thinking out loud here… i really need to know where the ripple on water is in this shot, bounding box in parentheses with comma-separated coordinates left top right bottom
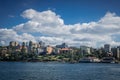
(0, 62, 120, 80)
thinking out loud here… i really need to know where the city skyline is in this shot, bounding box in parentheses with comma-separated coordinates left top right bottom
(0, 0, 120, 47)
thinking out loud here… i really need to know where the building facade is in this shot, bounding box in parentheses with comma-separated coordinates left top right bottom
(80, 46, 91, 56)
(46, 46, 53, 54)
(104, 44, 111, 52)
(9, 41, 19, 47)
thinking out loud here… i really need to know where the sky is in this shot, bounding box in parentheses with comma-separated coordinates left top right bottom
(0, 0, 120, 47)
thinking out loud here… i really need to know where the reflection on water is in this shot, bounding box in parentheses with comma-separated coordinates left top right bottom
(0, 62, 120, 80)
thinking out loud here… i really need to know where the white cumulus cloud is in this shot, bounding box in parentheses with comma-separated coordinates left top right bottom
(1, 9, 120, 47)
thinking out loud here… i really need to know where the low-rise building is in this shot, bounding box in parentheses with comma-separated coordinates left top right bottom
(46, 45, 53, 54)
(56, 43, 68, 48)
(52, 47, 60, 54)
(59, 48, 73, 54)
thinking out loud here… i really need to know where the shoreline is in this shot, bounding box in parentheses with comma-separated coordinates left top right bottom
(0, 60, 119, 64)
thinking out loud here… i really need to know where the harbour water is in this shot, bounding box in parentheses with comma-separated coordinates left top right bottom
(0, 62, 120, 80)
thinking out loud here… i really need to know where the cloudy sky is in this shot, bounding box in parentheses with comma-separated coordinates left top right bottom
(0, 0, 120, 47)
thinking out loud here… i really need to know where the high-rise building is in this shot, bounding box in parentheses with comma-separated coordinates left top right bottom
(29, 41, 33, 47)
(80, 46, 91, 56)
(117, 46, 120, 60)
(9, 41, 18, 47)
(39, 41, 45, 48)
(22, 42, 26, 47)
(28, 41, 40, 54)
(104, 44, 111, 52)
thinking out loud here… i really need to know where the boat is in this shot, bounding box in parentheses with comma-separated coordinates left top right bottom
(79, 57, 100, 63)
(100, 57, 116, 63)
(79, 57, 93, 63)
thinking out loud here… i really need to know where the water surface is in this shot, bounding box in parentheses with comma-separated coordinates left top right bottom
(0, 62, 120, 80)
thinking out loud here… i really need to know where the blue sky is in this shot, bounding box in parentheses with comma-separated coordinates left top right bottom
(0, 0, 120, 47)
(1, 0, 120, 27)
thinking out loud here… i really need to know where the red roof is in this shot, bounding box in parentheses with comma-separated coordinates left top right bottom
(60, 48, 72, 51)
